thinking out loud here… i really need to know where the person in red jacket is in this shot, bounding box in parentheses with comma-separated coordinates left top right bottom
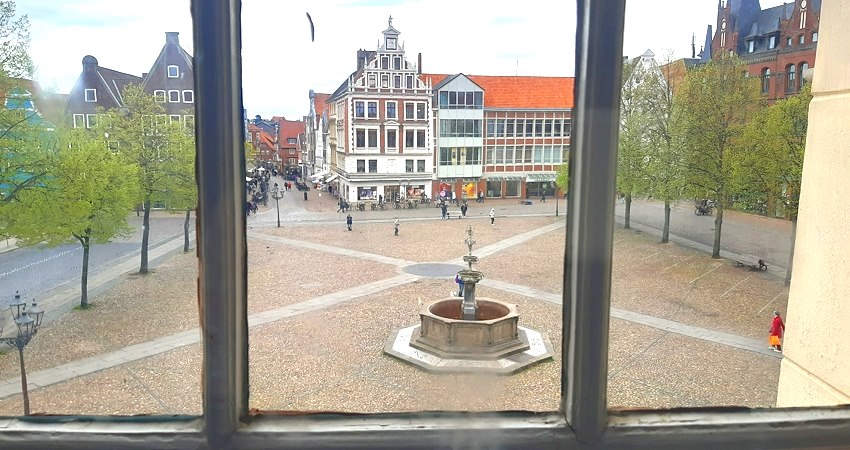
(769, 310, 786, 352)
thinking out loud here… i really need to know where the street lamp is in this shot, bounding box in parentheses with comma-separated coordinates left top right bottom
(272, 187, 284, 228)
(1, 291, 44, 415)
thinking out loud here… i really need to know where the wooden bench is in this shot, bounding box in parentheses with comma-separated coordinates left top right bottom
(735, 254, 767, 271)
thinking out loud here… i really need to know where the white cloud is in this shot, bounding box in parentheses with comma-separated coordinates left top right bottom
(24, 0, 790, 118)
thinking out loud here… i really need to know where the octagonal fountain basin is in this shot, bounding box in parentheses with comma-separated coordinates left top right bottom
(410, 297, 529, 359)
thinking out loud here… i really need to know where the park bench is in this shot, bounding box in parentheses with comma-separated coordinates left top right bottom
(735, 254, 767, 271)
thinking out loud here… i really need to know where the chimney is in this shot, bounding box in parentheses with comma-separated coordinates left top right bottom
(166, 32, 179, 45)
(417, 53, 422, 74)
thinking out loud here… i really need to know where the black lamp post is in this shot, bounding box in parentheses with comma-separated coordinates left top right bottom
(272, 187, 283, 227)
(1, 291, 44, 415)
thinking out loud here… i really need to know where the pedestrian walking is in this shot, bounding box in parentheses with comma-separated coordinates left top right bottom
(461, 202, 468, 217)
(477, 191, 484, 203)
(441, 203, 448, 220)
(541, 193, 546, 203)
(769, 310, 785, 352)
(346, 214, 353, 231)
(489, 207, 495, 225)
(394, 218, 400, 236)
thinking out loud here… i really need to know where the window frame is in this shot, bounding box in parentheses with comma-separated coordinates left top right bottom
(167, 65, 179, 78)
(5, 2, 850, 449)
(168, 90, 181, 103)
(182, 90, 195, 103)
(154, 90, 167, 103)
(84, 88, 97, 102)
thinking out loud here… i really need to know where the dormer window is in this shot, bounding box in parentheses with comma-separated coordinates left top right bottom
(167, 65, 179, 78)
(748, 40, 755, 53)
(786, 36, 792, 47)
(799, 35, 805, 44)
(812, 31, 818, 42)
(768, 35, 776, 49)
(84, 88, 96, 102)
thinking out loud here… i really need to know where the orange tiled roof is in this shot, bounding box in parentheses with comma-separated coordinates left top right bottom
(422, 74, 574, 109)
(277, 118, 304, 140)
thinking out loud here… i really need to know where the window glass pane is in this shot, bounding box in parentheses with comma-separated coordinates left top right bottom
(8, 0, 201, 416)
(608, 2, 835, 411)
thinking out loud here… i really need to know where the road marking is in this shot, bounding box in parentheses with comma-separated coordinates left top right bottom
(690, 262, 723, 284)
(0, 248, 76, 278)
(757, 290, 787, 315)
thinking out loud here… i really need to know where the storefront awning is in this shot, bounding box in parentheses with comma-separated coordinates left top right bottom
(485, 175, 526, 181)
(325, 173, 339, 182)
(526, 173, 557, 182)
(440, 178, 479, 183)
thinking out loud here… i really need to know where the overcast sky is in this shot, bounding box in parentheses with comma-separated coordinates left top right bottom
(25, 0, 790, 119)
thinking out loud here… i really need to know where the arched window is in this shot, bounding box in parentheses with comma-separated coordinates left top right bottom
(800, 62, 810, 86)
(761, 68, 771, 94)
(786, 64, 796, 92)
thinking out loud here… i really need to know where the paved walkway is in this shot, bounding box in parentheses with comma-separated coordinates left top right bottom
(0, 219, 779, 399)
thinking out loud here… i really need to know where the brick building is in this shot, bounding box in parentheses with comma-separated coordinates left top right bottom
(701, 0, 820, 101)
(323, 17, 573, 204)
(65, 32, 195, 129)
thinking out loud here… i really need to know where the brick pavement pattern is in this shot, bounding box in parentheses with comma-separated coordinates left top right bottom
(0, 211, 787, 415)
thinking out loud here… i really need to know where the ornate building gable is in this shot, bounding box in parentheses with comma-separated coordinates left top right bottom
(350, 16, 432, 94)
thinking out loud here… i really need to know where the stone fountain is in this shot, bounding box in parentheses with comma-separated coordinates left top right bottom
(384, 226, 554, 374)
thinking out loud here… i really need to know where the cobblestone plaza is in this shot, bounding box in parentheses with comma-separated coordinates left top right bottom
(0, 191, 787, 415)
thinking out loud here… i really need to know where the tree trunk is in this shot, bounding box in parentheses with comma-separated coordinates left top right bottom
(624, 193, 632, 229)
(661, 200, 671, 243)
(785, 215, 797, 285)
(184, 208, 191, 252)
(712, 205, 724, 258)
(80, 237, 90, 308)
(140, 199, 151, 274)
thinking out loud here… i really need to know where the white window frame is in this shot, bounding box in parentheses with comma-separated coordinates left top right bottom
(167, 65, 179, 78)
(6, 2, 850, 449)
(72, 113, 85, 128)
(86, 114, 97, 128)
(385, 128, 398, 152)
(84, 88, 96, 102)
(154, 90, 166, 103)
(404, 101, 427, 120)
(367, 101, 378, 119)
(182, 90, 195, 103)
(170, 114, 182, 124)
(386, 101, 397, 119)
(354, 100, 365, 118)
(168, 90, 181, 103)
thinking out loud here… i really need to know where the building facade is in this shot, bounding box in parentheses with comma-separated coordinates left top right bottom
(323, 18, 573, 203)
(326, 18, 435, 203)
(702, 0, 820, 101)
(65, 32, 195, 129)
(427, 74, 573, 200)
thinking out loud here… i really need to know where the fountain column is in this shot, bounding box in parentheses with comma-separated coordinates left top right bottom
(459, 226, 483, 320)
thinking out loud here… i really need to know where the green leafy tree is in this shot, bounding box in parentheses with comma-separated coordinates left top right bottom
(617, 57, 651, 229)
(678, 54, 763, 258)
(99, 85, 187, 274)
(0, 0, 45, 207)
(169, 113, 196, 252)
(244, 139, 257, 169)
(8, 130, 139, 308)
(738, 84, 811, 283)
(643, 54, 686, 243)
